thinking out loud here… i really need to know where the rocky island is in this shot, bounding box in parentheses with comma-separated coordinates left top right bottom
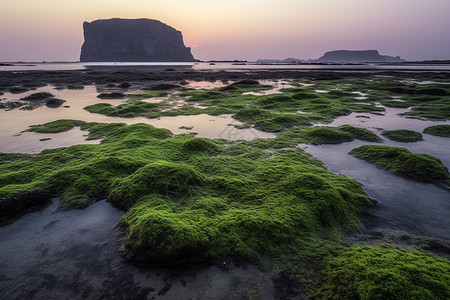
(80, 18, 196, 62)
(316, 49, 404, 63)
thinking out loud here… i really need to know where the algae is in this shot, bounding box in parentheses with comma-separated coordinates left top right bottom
(313, 244, 450, 300)
(381, 129, 423, 143)
(349, 145, 450, 184)
(423, 125, 450, 137)
(1, 121, 372, 264)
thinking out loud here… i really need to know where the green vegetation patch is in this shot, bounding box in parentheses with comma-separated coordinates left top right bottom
(1, 121, 372, 264)
(423, 125, 450, 137)
(248, 125, 381, 149)
(381, 129, 423, 143)
(85, 101, 161, 118)
(380, 100, 410, 108)
(350, 145, 450, 184)
(83, 79, 388, 132)
(26, 119, 88, 133)
(313, 244, 450, 300)
(129, 91, 169, 100)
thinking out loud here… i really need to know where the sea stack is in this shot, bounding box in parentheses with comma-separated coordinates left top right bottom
(80, 18, 196, 62)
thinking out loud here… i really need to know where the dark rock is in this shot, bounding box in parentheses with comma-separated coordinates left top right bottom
(0, 101, 24, 109)
(118, 82, 131, 89)
(143, 83, 180, 91)
(158, 283, 172, 296)
(0, 190, 53, 216)
(45, 98, 66, 108)
(23, 82, 46, 88)
(66, 84, 85, 90)
(97, 92, 126, 99)
(220, 79, 260, 91)
(21, 92, 54, 101)
(9, 87, 29, 94)
(316, 50, 405, 63)
(80, 18, 196, 62)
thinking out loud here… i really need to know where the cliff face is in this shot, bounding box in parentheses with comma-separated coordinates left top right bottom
(80, 18, 196, 62)
(316, 50, 404, 63)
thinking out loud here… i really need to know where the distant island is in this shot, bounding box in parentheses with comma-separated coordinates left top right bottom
(257, 49, 405, 64)
(80, 18, 196, 62)
(316, 50, 404, 63)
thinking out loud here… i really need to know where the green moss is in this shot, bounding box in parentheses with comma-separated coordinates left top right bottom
(26, 119, 87, 133)
(85, 101, 161, 118)
(129, 91, 169, 100)
(1, 120, 372, 264)
(380, 100, 410, 108)
(382, 129, 423, 143)
(423, 125, 450, 137)
(350, 145, 450, 184)
(313, 244, 450, 300)
(248, 125, 381, 149)
(81, 79, 391, 132)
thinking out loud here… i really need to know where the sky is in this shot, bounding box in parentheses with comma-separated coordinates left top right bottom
(1, 0, 449, 62)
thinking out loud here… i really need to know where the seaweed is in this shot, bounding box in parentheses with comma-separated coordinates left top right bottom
(382, 129, 423, 143)
(349, 145, 450, 184)
(423, 125, 450, 137)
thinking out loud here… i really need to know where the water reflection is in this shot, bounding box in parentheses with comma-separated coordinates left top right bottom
(0, 200, 280, 299)
(0, 85, 275, 153)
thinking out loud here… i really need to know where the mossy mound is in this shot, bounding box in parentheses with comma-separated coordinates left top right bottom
(1, 121, 372, 264)
(85, 101, 161, 118)
(423, 125, 450, 137)
(380, 100, 410, 108)
(350, 145, 450, 184)
(248, 125, 381, 149)
(83, 79, 387, 132)
(97, 92, 126, 99)
(300, 125, 382, 145)
(109, 161, 205, 209)
(381, 129, 423, 143)
(313, 244, 450, 300)
(26, 119, 87, 133)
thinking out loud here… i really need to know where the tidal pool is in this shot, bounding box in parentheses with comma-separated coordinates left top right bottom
(0, 200, 284, 299)
(0, 84, 276, 153)
(301, 104, 450, 240)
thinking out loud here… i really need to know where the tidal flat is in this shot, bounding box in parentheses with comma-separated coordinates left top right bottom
(0, 69, 449, 299)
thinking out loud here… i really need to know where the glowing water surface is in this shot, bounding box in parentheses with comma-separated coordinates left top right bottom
(0, 84, 275, 153)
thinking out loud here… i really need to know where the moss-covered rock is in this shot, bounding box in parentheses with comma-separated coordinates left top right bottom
(313, 244, 450, 300)
(1, 121, 372, 264)
(423, 125, 450, 137)
(381, 129, 423, 143)
(350, 145, 450, 184)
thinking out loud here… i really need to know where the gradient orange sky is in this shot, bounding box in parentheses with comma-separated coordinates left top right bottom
(1, 0, 449, 61)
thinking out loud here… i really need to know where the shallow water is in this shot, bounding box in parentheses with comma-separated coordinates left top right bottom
(2, 62, 450, 71)
(0, 85, 275, 153)
(301, 105, 450, 240)
(0, 200, 281, 299)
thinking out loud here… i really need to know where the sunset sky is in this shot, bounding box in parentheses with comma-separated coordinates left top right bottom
(1, 0, 449, 62)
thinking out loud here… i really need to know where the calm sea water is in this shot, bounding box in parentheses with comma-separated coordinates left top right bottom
(1, 61, 450, 71)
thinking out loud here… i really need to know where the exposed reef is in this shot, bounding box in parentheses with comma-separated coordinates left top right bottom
(80, 18, 196, 62)
(349, 145, 450, 185)
(381, 129, 423, 143)
(423, 125, 450, 137)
